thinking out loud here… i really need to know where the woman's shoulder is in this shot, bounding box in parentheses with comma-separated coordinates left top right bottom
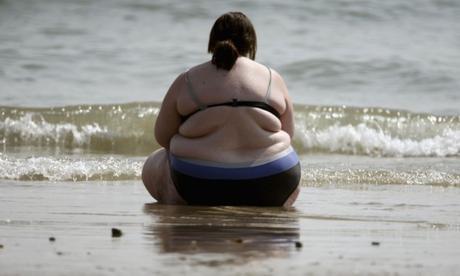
(168, 61, 211, 91)
(182, 58, 287, 91)
(240, 58, 284, 78)
(186, 61, 213, 74)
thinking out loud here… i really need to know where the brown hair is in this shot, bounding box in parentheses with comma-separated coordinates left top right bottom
(208, 12, 257, 70)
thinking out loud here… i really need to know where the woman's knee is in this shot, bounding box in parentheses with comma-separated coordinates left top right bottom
(142, 148, 168, 199)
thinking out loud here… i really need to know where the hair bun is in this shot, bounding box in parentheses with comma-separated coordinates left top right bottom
(212, 40, 239, 70)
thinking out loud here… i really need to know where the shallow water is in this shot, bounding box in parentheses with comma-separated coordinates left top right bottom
(1, 181, 459, 275)
(1, 103, 459, 187)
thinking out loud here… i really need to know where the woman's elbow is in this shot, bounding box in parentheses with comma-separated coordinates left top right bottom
(154, 131, 170, 149)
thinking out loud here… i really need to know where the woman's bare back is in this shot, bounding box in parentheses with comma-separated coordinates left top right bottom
(170, 57, 292, 163)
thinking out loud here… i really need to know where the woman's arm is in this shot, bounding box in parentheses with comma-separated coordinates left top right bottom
(272, 70, 295, 138)
(154, 74, 184, 149)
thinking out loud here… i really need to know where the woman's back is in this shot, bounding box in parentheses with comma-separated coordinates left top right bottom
(143, 11, 300, 206)
(170, 57, 292, 163)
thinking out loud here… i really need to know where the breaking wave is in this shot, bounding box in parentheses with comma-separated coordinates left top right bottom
(1, 102, 459, 157)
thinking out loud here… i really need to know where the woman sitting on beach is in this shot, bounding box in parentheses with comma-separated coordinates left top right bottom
(142, 11, 301, 206)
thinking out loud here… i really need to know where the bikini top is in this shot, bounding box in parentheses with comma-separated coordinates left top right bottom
(181, 66, 281, 122)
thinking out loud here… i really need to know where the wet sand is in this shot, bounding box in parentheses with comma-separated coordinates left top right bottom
(1, 180, 460, 275)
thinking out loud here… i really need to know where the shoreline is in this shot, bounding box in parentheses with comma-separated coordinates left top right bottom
(1, 180, 459, 275)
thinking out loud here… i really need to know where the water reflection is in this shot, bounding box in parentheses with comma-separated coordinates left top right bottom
(143, 204, 300, 256)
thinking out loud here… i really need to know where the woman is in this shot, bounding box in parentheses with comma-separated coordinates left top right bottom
(142, 12, 301, 206)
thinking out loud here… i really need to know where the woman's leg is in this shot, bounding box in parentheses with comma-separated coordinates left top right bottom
(142, 148, 186, 204)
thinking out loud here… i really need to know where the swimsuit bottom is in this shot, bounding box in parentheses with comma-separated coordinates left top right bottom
(169, 147, 301, 206)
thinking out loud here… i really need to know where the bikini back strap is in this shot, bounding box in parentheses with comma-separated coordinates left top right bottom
(185, 71, 206, 110)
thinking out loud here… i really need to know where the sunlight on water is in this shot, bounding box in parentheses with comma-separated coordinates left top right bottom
(2, 103, 458, 157)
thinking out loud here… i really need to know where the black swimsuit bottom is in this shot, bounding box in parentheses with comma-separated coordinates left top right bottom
(169, 148, 301, 206)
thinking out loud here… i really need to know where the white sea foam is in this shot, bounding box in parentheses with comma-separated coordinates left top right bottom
(0, 154, 143, 181)
(1, 153, 458, 186)
(302, 167, 460, 187)
(297, 123, 460, 157)
(0, 113, 108, 146)
(1, 104, 459, 157)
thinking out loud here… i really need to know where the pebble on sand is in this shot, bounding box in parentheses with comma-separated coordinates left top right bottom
(234, 238, 244, 243)
(111, 228, 123, 238)
(49, 237, 56, 242)
(0, 244, 3, 249)
(295, 241, 303, 248)
(371, 241, 380, 246)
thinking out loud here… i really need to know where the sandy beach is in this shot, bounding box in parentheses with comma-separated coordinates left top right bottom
(1, 180, 459, 275)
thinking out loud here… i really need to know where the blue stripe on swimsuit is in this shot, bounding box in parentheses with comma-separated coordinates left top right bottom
(169, 147, 299, 180)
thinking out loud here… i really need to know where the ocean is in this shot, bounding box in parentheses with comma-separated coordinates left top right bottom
(0, 0, 459, 184)
(1, 1, 460, 274)
(0, 0, 460, 183)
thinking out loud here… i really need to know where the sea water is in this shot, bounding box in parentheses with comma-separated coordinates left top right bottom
(0, 1, 459, 190)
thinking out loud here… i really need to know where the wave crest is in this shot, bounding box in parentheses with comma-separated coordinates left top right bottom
(1, 102, 459, 157)
(297, 123, 460, 157)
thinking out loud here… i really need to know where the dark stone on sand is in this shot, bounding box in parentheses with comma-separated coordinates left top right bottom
(57, 251, 63, 256)
(234, 238, 243, 243)
(111, 228, 123, 238)
(371, 241, 380, 246)
(49, 237, 56, 242)
(295, 241, 303, 248)
(0, 244, 3, 249)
